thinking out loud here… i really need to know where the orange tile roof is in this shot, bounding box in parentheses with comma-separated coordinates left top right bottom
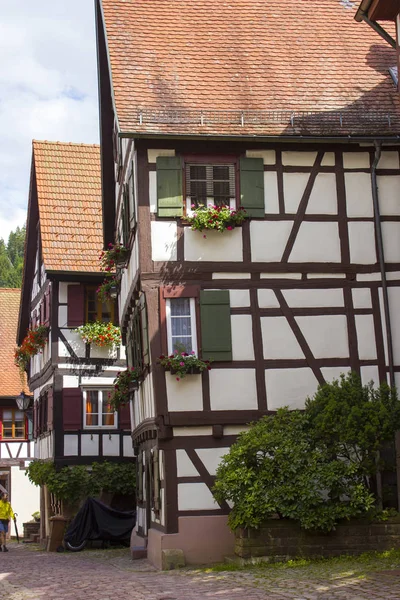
(33, 141, 103, 273)
(100, 0, 400, 136)
(0, 289, 28, 396)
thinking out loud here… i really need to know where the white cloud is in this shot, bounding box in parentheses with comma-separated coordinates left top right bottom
(0, 0, 99, 243)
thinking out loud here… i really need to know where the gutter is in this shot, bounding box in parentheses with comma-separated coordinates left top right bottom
(371, 141, 395, 388)
(355, 1, 396, 48)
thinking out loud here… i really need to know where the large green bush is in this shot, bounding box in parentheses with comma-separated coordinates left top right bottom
(26, 460, 136, 505)
(214, 408, 373, 532)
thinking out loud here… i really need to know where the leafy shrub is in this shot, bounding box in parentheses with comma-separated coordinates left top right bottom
(213, 408, 374, 532)
(90, 462, 136, 496)
(305, 372, 400, 479)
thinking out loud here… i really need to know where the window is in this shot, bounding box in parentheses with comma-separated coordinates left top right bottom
(85, 286, 114, 323)
(166, 297, 197, 355)
(126, 294, 149, 371)
(83, 389, 117, 428)
(2, 409, 25, 439)
(185, 163, 236, 211)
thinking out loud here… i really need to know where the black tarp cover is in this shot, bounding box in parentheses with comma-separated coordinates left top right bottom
(64, 497, 136, 546)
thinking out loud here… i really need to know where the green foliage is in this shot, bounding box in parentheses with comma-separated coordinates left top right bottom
(99, 243, 128, 272)
(14, 325, 49, 373)
(97, 276, 119, 303)
(26, 459, 136, 504)
(75, 321, 121, 347)
(305, 372, 400, 478)
(213, 408, 374, 533)
(0, 225, 26, 288)
(158, 351, 212, 380)
(183, 204, 247, 233)
(108, 368, 141, 410)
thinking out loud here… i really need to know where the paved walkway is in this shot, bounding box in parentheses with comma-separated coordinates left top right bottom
(1, 543, 400, 599)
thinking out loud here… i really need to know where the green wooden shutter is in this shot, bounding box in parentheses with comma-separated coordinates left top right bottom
(240, 156, 265, 217)
(200, 290, 232, 361)
(139, 294, 150, 366)
(156, 156, 183, 217)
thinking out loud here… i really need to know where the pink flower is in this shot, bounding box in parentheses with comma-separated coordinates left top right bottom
(226, 226, 233, 231)
(203, 234, 207, 238)
(176, 377, 180, 381)
(179, 362, 185, 366)
(191, 350, 195, 355)
(191, 204, 196, 209)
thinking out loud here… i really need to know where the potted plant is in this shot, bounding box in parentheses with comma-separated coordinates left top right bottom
(108, 368, 142, 410)
(158, 351, 212, 381)
(14, 325, 49, 373)
(31, 511, 40, 523)
(74, 321, 121, 348)
(97, 276, 119, 303)
(183, 204, 247, 234)
(100, 242, 129, 272)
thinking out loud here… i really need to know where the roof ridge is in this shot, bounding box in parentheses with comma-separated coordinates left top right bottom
(32, 140, 100, 148)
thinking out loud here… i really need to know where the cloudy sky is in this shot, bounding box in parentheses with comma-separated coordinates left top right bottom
(0, 1, 99, 242)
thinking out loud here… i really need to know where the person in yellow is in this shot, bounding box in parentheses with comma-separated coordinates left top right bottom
(0, 492, 14, 552)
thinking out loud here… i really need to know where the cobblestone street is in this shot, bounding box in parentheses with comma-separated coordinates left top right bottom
(2, 543, 400, 599)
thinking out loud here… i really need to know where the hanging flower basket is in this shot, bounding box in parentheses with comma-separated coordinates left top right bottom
(74, 321, 121, 348)
(99, 243, 129, 272)
(108, 368, 142, 410)
(183, 204, 247, 233)
(158, 352, 212, 381)
(97, 276, 119, 303)
(14, 325, 49, 373)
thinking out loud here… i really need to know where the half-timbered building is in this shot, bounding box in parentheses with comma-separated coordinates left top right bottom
(94, 0, 400, 566)
(17, 141, 133, 537)
(0, 288, 39, 529)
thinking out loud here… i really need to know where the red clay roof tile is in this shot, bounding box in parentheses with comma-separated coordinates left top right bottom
(0, 289, 28, 396)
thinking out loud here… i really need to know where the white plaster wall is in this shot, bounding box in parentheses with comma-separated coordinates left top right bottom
(282, 288, 344, 308)
(147, 149, 175, 163)
(64, 435, 78, 456)
(283, 173, 308, 213)
(229, 290, 250, 307)
(178, 482, 218, 511)
(151, 221, 177, 261)
(282, 151, 317, 166)
(212, 272, 250, 279)
(103, 434, 120, 456)
(345, 173, 374, 217)
(120, 238, 139, 312)
(261, 317, 304, 359)
(58, 330, 86, 359)
(59, 282, 69, 304)
(195, 448, 230, 476)
(321, 152, 335, 167)
(296, 315, 349, 358)
(231, 315, 254, 360)
(266, 367, 318, 410)
(58, 305, 68, 327)
(378, 152, 399, 169)
(123, 436, 134, 457)
(209, 369, 257, 410)
(321, 367, 350, 383)
(343, 153, 370, 169)
(264, 172, 279, 214)
(289, 222, 341, 263)
(35, 432, 54, 460)
(306, 173, 337, 215)
(382, 223, 400, 263)
(149, 171, 157, 213)
(260, 273, 302, 279)
(348, 222, 376, 264)
(388, 287, 400, 364)
(246, 149, 276, 164)
(224, 425, 251, 435)
(308, 273, 346, 279)
(81, 434, 99, 456)
(184, 228, 243, 262)
(11, 466, 40, 528)
(166, 374, 203, 411)
(352, 288, 372, 309)
(355, 315, 377, 360)
(173, 427, 213, 437)
(361, 365, 380, 387)
(250, 221, 292, 262)
(258, 289, 280, 308)
(176, 450, 198, 477)
(377, 176, 400, 215)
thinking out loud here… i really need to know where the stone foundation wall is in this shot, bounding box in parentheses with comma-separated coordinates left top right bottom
(235, 518, 400, 560)
(23, 521, 40, 540)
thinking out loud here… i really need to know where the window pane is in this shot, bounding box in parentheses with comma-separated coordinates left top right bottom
(170, 298, 190, 316)
(3, 428, 12, 438)
(102, 399, 115, 427)
(172, 337, 193, 354)
(14, 428, 25, 439)
(86, 391, 99, 426)
(3, 410, 12, 420)
(170, 298, 193, 354)
(101, 301, 112, 323)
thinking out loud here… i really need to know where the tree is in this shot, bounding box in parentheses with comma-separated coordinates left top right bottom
(0, 225, 26, 288)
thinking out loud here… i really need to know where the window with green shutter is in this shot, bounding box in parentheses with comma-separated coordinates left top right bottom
(200, 290, 232, 361)
(239, 156, 265, 217)
(156, 156, 183, 217)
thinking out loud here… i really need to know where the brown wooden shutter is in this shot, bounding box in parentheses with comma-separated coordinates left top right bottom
(33, 401, 39, 438)
(44, 286, 51, 326)
(63, 388, 83, 430)
(67, 284, 85, 327)
(119, 404, 131, 430)
(47, 388, 54, 431)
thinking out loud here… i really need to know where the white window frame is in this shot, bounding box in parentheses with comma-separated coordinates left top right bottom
(82, 388, 118, 430)
(166, 297, 197, 356)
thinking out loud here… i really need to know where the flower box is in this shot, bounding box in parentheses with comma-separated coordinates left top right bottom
(128, 381, 139, 393)
(170, 366, 201, 376)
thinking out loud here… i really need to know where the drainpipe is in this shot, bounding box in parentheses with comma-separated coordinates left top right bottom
(371, 141, 395, 389)
(371, 141, 398, 509)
